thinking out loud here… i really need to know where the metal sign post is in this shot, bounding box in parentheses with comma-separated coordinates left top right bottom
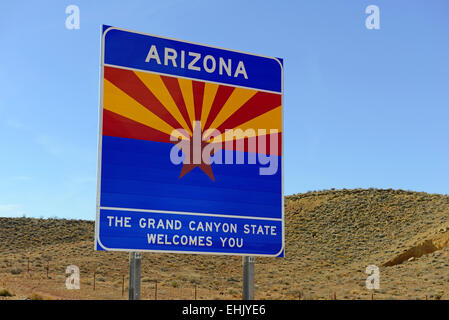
(128, 251, 141, 300)
(242, 256, 255, 300)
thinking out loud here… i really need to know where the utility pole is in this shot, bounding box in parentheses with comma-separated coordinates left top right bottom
(129, 252, 142, 300)
(242, 256, 255, 300)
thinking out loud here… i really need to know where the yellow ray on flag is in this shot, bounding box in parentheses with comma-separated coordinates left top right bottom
(134, 71, 192, 136)
(103, 79, 188, 140)
(200, 82, 219, 131)
(207, 106, 282, 143)
(208, 87, 258, 131)
(178, 78, 196, 130)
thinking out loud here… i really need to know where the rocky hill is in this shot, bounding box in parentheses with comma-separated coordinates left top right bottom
(1, 188, 449, 300)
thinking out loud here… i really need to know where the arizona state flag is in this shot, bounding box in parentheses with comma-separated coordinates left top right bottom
(96, 26, 284, 256)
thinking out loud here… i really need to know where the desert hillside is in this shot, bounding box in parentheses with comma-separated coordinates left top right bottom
(1, 188, 449, 300)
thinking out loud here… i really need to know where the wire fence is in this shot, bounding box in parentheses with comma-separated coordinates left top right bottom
(0, 258, 443, 300)
(0, 261, 239, 300)
(0, 269, 397, 301)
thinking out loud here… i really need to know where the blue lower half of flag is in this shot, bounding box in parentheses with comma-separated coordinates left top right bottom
(99, 136, 282, 219)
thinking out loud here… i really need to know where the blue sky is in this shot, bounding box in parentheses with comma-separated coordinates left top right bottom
(0, 0, 448, 220)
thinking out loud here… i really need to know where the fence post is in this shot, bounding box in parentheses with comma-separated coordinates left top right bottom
(155, 280, 158, 300)
(46, 262, 49, 279)
(122, 274, 125, 296)
(93, 271, 96, 291)
(195, 285, 197, 300)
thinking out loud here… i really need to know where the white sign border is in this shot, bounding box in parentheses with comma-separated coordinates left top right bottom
(95, 25, 284, 257)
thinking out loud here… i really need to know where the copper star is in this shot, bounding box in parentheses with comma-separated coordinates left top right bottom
(178, 139, 215, 182)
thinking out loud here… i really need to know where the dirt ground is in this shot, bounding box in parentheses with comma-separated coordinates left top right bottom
(1, 189, 449, 300)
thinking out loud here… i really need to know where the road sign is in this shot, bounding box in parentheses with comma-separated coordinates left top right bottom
(96, 25, 284, 257)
